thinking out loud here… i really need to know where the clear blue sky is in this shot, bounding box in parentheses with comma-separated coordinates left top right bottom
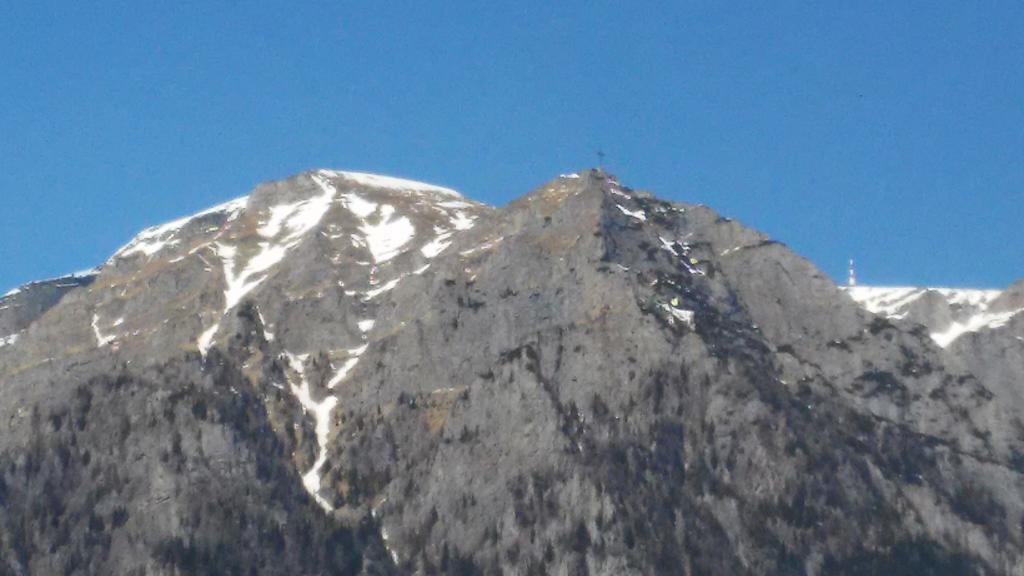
(2, 1, 1021, 292)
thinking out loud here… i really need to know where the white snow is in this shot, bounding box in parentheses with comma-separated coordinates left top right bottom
(931, 310, 1023, 347)
(560, 173, 581, 179)
(616, 204, 647, 222)
(217, 243, 288, 313)
(2, 287, 21, 298)
(215, 177, 337, 312)
(324, 170, 462, 198)
(327, 345, 368, 389)
(450, 211, 477, 231)
(91, 314, 117, 347)
(0, 333, 19, 348)
(438, 200, 476, 210)
(256, 307, 275, 341)
(846, 286, 935, 320)
(116, 196, 247, 259)
(371, 497, 388, 519)
(342, 192, 379, 219)
(381, 526, 400, 564)
(658, 236, 702, 276)
(660, 303, 695, 328)
(846, 286, 1022, 347)
(460, 236, 503, 257)
(264, 175, 337, 241)
(363, 276, 403, 300)
(197, 323, 220, 357)
(420, 232, 454, 258)
(284, 352, 339, 512)
(69, 267, 101, 278)
(359, 205, 416, 263)
(358, 319, 376, 332)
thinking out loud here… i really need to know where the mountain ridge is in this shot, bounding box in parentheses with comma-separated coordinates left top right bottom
(1, 168, 1022, 575)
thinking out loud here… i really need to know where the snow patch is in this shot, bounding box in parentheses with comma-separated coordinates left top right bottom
(616, 204, 647, 222)
(197, 323, 219, 357)
(116, 197, 247, 259)
(660, 303, 695, 329)
(327, 345, 368, 389)
(438, 200, 476, 210)
(381, 526, 400, 564)
(69, 267, 100, 278)
(359, 205, 416, 263)
(460, 236, 503, 257)
(659, 236, 703, 276)
(256, 307, 275, 341)
(846, 286, 932, 320)
(364, 276, 403, 300)
(213, 177, 337, 313)
(91, 314, 117, 347)
(450, 211, 477, 231)
(421, 232, 454, 258)
(284, 352, 339, 512)
(260, 175, 337, 241)
(0, 333, 19, 348)
(932, 310, 1023, 347)
(342, 192, 378, 219)
(217, 242, 289, 313)
(846, 286, 1021, 347)
(324, 170, 462, 198)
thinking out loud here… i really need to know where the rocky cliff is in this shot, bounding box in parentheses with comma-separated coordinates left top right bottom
(1, 169, 1022, 575)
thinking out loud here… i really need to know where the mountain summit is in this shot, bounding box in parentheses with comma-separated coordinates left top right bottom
(1, 169, 1022, 575)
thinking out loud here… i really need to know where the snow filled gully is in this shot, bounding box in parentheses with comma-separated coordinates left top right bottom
(196, 175, 338, 356)
(284, 352, 339, 512)
(192, 171, 483, 510)
(281, 313, 377, 512)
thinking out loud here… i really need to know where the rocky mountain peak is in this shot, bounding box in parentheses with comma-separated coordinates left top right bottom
(1, 169, 1022, 575)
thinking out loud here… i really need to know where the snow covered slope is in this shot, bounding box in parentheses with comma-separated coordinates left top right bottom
(845, 285, 1024, 347)
(0, 168, 490, 512)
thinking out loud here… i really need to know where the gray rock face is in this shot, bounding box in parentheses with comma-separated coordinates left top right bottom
(0, 273, 95, 347)
(1, 169, 1022, 575)
(845, 282, 1024, 463)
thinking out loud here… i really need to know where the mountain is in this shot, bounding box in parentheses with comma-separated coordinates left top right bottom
(846, 284, 1024, 438)
(1, 169, 1022, 575)
(845, 285, 1024, 348)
